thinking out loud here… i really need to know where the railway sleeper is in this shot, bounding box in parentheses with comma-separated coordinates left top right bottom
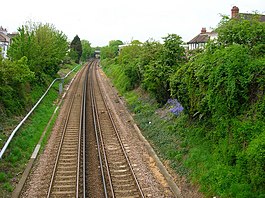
(51, 190, 75, 195)
(56, 170, 76, 174)
(109, 164, 128, 169)
(52, 184, 76, 189)
(114, 189, 140, 196)
(57, 166, 76, 171)
(111, 173, 134, 178)
(112, 168, 130, 173)
(112, 178, 135, 183)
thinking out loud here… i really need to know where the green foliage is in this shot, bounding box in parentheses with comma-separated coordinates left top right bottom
(69, 49, 78, 63)
(80, 40, 93, 62)
(171, 43, 265, 119)
(70, 35, 82, 63)
(118, 42, 143, 90)
(142, 60, 171, 103)
(217, 15, 265, 51)
(122, 91, 265, 197)
(1, 21, 69, 121)
(246, 132, 265, 191)
(0, 82, 58, 195)
(101, 60, 132, 94)
(0, 57, 34, 115)
(102, 11, 265, 198)
(168, 13, 265, 197)
(141, 35, 186, 103)
(162, 34, 186, 66)
(100, 40, 123, 60)
(7, 25, 33, 61)
(101, 35, 186, 104)
(8, 22, 68, 82)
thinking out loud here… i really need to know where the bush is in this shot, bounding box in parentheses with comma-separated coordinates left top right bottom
(246, 132, 265, 191)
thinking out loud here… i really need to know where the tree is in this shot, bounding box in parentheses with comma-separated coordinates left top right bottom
(7, 25, 33, 61)
(100, 40, 123, 60)
(8, 22, 68, 83)
(81, 40, 92, 62)
(70, 35, 82, 63)
(0, 56, 34, 115)
(117, 41, 143, 89)
(142, 35, 186, 103)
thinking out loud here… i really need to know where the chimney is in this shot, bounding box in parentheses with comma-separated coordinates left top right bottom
(231, 6, 239, 18)
(201, 27, 206, 34)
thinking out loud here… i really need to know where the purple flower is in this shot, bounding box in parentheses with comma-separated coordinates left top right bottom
(167, 99, 184, 116)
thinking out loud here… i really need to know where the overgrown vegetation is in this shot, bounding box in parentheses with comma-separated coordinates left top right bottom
(101, 14, 265, 197)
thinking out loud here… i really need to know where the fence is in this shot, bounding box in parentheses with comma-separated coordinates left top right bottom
(0, 64, 80, 159)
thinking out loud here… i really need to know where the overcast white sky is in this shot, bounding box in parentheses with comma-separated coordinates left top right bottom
(2, 0, 264, 46)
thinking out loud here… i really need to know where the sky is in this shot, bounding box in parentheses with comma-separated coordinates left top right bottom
(2, 0, 264, 47)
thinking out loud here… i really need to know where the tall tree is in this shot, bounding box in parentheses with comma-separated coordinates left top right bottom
(162, 34, 186, 67)
(70, 35, 82, 63)
(8, 22, 68, 82)
(142, 35, 186, 103)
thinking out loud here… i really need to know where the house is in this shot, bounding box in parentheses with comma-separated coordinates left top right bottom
(0, 26, 10, 58)
(187, 6, 265, 50)
(0, 26, 18, 58)
(187, 28, 217, 50)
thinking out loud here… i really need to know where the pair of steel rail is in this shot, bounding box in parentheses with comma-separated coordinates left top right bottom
(89, 60, 144, 197)
(47, 60, 143, 197)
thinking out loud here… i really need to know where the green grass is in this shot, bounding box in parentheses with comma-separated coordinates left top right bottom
(0, 63, 81, 197)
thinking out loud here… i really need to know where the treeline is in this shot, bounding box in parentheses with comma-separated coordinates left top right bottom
(0, 22, 94, 120)
(101, 14, 265, 197)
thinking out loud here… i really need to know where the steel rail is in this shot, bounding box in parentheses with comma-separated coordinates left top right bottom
(46, 80, 78, 198)
(94, 60, 144, 197)
(81, 61, 89, 197)
(0, 64, 80, 159)
(90, 61, 109, 197)
(92, 63, 115, 197)
(46, 64, 87, 197)
(76, 62, 91, 198)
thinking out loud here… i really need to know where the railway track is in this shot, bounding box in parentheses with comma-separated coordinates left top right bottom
(46, 60, 144, 197)
(88, 60, 144, 197)
(46, 62, 89, 197)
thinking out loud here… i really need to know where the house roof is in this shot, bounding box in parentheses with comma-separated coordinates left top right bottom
(0, 32, 9, 42)
(187, 33, 209, 44)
